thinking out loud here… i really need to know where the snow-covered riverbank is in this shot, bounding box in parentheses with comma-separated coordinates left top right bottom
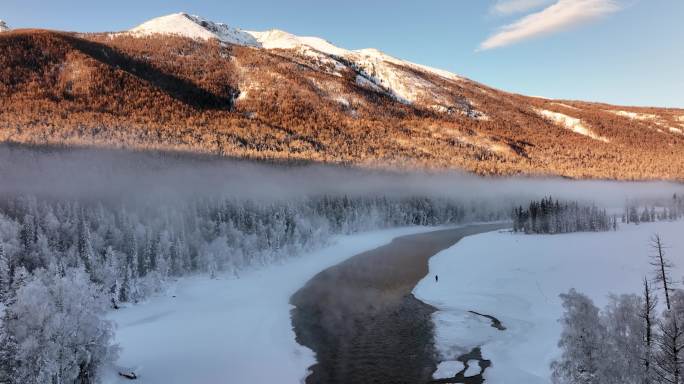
(103, 226, 437, 384)
(414, 221, 684, 383)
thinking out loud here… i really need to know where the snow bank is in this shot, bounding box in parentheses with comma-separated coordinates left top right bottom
(104, 226, 436, 384)
(414, 221, 684, 383)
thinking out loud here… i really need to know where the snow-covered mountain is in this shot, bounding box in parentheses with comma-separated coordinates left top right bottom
(129, 13, 472, 111)
(0, 20, 10, 32)
(130, 13, 258, 46)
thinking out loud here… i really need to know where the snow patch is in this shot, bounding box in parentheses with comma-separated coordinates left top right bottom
(538, 109, 609, 142)
(669, 127, 683, 135)
(433, 361, 465, 379)
(414, 221, 684, 383)
(551, 102, 580, 110)
(334, 96, 350, 107)
(355, 74, 384, 93)
(611, 110, 658, 121)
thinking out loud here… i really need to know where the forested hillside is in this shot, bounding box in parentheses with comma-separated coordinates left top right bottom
(1, 29, 683, 180)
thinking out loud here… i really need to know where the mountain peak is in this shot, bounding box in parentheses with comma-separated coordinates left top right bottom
(129, 12, 258, 46)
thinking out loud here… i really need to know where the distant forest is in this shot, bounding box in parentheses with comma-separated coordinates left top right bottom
(512, 197, 613, 234)
(512, 195, 684, 235)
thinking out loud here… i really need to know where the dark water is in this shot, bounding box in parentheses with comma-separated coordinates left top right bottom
(290, 224, 506, 384)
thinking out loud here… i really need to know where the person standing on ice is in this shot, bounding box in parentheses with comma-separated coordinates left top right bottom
(435, 275, 439, 283)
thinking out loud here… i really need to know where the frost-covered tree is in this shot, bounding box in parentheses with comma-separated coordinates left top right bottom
(602, 294, 648, 384)
(0, 243, 10, 303)
(1, 267, 117, 384)
(653, 290, 684, 384)
(551, 289, 606, 384)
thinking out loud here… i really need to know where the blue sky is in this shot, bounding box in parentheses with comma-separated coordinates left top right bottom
(3, 0, 683, 107)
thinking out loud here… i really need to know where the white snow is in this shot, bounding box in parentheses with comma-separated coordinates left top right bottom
(104, 226, 437, 384)
(538, 109, 609, 142)
(415, 221, 684, 383)
(355, 74, 384, 93)
(0, 20, 9, 32)
(669, 127, 683, 135)
(129, 13, 258, 46)
(464, 361, 480, 377)
(611, 110, 658, 121)
(433, 361, 465, 378)
(248, 29, 349, 57)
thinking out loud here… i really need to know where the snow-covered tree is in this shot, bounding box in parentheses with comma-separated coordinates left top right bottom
(0, 243, 10, 303)
(551, 289, 606, 384)
(602, 294, 648, 384)
(1, 267, 117, 384)
(653, 290, 684, 384)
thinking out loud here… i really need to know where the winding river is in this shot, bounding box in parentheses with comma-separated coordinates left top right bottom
(290, 224, 506, 384)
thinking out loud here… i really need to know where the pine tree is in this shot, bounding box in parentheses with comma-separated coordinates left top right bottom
(0, 309, 18, 384)
(0, 244, 10, 303)
(77, 218, 94, 276)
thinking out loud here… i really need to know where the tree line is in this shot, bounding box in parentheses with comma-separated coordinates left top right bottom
(512, 197, 613, 234)
(623, 194, 684, 225)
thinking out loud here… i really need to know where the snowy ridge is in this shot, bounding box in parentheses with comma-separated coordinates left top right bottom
(129, 13, 466, 107)
(0, 20, 9, 32)
(129, 13, 258, 46)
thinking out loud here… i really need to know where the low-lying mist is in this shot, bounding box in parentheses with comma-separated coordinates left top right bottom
(0, 145, 679, 207)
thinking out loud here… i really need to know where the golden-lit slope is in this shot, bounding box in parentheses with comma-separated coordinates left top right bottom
(1, 29, 683, 180)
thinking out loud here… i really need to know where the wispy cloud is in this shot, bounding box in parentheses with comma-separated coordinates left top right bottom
(480, 0, 621, 51)
(491, 0, 552, 15)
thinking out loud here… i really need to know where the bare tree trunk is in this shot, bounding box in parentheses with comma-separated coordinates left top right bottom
(651, 234, 672, 310)
(643, 276, 655, 382)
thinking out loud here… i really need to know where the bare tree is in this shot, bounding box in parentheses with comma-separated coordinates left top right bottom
(640, 277, 658, 382)
(650, 235, 674, 310)
(654, 310, 684, 384)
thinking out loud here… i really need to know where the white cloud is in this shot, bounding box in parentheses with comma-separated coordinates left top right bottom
(492, 0, 552, 15)
(480, 0, 621, 51)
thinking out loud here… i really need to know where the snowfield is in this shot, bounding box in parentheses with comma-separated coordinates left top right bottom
(103, 226, 436, 384)
(414, 221, 684, 383)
